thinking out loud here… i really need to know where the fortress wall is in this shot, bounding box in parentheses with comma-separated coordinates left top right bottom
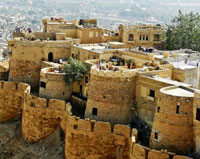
(85, 67, 136, 125)
(150, 86, 194, 154)
(0, 81, 30, 122)
(39, 67, 72, 100)
(22, 93, 65, 142)
(63, 104, 133, 159)
(130, 143, 192, 159)
(135, 75, 172, 126)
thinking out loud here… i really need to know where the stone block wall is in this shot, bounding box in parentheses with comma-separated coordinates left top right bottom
(22, 93, 65, 142)
(130, 144, 193, 159)
(0, 81, 30, 122)
(63, 104, 133, 159)
(85, 67, 136, 125)
(135, 75, 172, 126)
(150, 86, 194, 154)
(39, 67, 72, 101)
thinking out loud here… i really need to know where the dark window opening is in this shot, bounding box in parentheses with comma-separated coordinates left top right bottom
(63, 92, 65, 96)
(73, 125, 78, 130)
(157, 106, 160, 113)
(48, 52, 53, 62)
(128, 34, 134, 41)
(143, 35, 145, 40)
(154, 34, 160, 41)
(196, 108, 200, 121)
(154, 131, 158, 140)
(176, 105, 180, 114)
(139, 35, 142, 40)
(149, 89, 155, 98)
(146, 35, 149, 41)
(85, 76, 89, 84)
(92, 108, 98, 116)
(40, 81, 46, 88)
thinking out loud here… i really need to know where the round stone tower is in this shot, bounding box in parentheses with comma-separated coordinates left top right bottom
(39, 67, 72, 101)
(150, 85, 194, 154)
(85, 66, 136, 125)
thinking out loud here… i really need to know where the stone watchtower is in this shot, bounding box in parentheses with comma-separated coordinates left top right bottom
(150, 86, 194, 155)
(85, 66, 136, 125)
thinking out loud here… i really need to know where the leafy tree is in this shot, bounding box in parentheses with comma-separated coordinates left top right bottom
(166, 10, 200, 51)
(62, 57, 88, 86)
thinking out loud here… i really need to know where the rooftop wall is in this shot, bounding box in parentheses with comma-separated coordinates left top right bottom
(130, 143, 192, 159)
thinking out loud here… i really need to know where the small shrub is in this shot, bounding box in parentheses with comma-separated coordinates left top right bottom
(62, 57, 88, 86)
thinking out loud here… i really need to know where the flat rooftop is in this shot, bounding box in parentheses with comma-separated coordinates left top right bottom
(147, 76, 191, 87)
(163, 87, 194, 97)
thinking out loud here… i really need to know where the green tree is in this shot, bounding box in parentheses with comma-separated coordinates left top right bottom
(166, 10, 200, 51)
(62, 57, 88, 86)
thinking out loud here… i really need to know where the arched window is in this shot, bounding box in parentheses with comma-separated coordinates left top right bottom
(48, 52, 53, 62)
(128, 34, 134, 41)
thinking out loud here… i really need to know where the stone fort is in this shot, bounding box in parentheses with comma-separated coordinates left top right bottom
(0, 17, 200, 159)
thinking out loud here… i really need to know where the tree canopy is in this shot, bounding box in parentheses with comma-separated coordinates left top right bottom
(165, 10, 200, 51)
(62, 57, 88, 86)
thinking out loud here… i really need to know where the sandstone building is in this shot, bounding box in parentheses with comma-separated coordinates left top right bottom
(0, 17, 200, 159)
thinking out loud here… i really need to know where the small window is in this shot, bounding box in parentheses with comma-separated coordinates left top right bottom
(157, 106, 160, 113)
(149, 89, 155, 98)
(146, 35, 149, 41)
(143, 35, 145, 40)
(73, 125, 78, 130)
(176, 104, 180, 114)
(41, 81, 46, 88)
(139, 35, 142, 40)
(85, 76, 89, 84)
(128, 34, 134, 41)
(154, 131, 159, 140)
(196, 108, 200, 121)
(92, 108, 98, 116)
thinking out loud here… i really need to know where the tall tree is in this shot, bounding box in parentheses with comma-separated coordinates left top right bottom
(166, 10, 200, 51)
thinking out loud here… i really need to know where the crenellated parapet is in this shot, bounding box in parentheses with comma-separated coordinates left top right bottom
(62, 104, 133, 159)
(85, 66, 136, 125)
(130, 143, 192, 159)
(0, 81, 30, 122)
(22, 93, 66, 142)
(39, 67, 72, 100)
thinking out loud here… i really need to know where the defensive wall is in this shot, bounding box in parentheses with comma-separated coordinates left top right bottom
(130, 143, 192, 159)
(22, 93, 65, 142)
(0, 81, 30, 122)
(39, 67, 72, 101)
(85, 66, 136, 125)
(150, 86, 194, 155)
(0, 80, 194, 159)
(63, 104, 133, 159)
